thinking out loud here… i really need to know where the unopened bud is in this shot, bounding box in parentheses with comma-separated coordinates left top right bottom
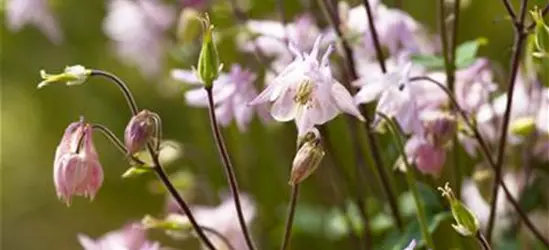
(438, 182, 479, 236)
(196, 14, 222, 88)
(38, 65, 90, 89)
(509, 117, 536, 137)
(124, 110, 156, 155)
(289, 139, 325, 186)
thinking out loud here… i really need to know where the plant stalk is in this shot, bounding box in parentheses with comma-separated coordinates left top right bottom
(280, 184, 300, 250)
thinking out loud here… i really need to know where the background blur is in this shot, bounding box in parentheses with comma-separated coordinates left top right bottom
(0, 0, 543, 249)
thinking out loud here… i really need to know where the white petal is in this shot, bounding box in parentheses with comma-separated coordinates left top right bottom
(271, 89, 297, 121)
(353, 80, 385, 104)
(171, 69, 200, 84)
(215, 103, 233, 127)
(321, 44, 334, 67)
(332, 82, 365, 121)
(308, 35, 323, 60)
(295, 108, 315, 136)
(77, 234, 99, 250)
(184, 89, 208, 106)
(246, 20, 285, 38)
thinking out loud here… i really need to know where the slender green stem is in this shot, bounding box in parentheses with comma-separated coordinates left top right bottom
(204, 87, 256, 250)
(476, 232, 492, 250)
(90, 70, 139, 116)
(91, 123, 144, 165)
(281, 184, 300, 250)
(378, 113, 436, 250)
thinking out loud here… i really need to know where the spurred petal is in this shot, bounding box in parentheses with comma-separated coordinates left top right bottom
(331, 82, 364, 121)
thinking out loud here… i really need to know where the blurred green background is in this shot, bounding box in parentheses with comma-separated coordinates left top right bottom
(1, 0, 545, 249)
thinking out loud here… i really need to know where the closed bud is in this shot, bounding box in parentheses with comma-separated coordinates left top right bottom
(289, 137, 325, 186)
(438, 182, 479, 237)
(124, 110, 156, 155)
(38, 65, 90, 89)
(196, 14, 222, 87)
(54, 120, 103, 205)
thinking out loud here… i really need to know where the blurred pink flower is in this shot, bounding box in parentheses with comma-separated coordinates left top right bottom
(168, 194, 256, 250)
(172, 64, 269, 132)
(405, 135, 446, 177)
(249, 36, 364, 135)
(103, 0, 175, 77)
(78, 223, 160, 250)
(6, 0, 63, 44)
(54, 119, 103, 205)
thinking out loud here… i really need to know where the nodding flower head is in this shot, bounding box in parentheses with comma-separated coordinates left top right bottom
(124, 110, 157, 155)
(54, 118, 103, 205)
(290, 129, 325, 185)
(38, 65, 90, 89)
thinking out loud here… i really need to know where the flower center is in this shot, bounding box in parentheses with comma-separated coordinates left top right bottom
(294, 79, 314, 106)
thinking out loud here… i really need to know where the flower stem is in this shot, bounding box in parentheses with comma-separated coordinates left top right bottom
(410, 76, 549, 248)
(147, 144, 218, 250)
(476, 231, 492, 250)
(90, 70, 139, 116)
(204, 87, 256, 250)
(378, 113, 436, 250)
(487, 0, 529, 242)
(362, 0, 386, 72)
(281, 184, 300, 250)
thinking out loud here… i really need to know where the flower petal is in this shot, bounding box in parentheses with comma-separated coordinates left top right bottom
(271, 89, 297, 121)
(331, 82, 364, 121)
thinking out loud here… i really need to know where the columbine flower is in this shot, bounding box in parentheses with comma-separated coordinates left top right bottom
(354, 62, 421, 134)
(6, 0, 63, 44)
(249, 36, 364, 135)
(38, 65, 90, 89)
(78, 223, 160, 250)
(125, 110, 156, 155)
(166, 194, 256, 250)
(173, 64, 268, 131)
(103, 0, 175, 76)
(54, 118, 103, 205)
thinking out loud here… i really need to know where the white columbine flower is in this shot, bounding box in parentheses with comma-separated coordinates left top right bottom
(353, 62, 420, 134)
(249, 36, 364, 135)
(6, 0, 63, 44)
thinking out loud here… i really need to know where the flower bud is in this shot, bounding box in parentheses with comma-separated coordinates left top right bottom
(421, 110, 457, 147)
(289, 139, 325, 186)
(438, 182, 479, 237)
(54, 121, 103, 205)
(124, 110, 156, 155)
(38, 65, 90, 89)
(196, 14, 221, 88)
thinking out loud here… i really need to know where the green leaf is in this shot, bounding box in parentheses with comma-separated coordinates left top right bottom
(121, 166, 153, 178)
(376, 212, 452, 250)
(398, 182, 444, 217)
(455, 37, 488, 68)
(410, 54, 445, 70)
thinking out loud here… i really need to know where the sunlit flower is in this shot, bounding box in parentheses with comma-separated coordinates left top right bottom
(78, 223, 160, 250)
(54, 119, 103, 205)
(173, 64, 268, 131)
(103, 0, 175, 76)
(168, 194, 256, 250)
(250, 36, 364, 135)
(6, 0, 63, 44)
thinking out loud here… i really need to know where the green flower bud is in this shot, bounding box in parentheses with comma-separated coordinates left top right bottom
(289, 138, 325, 186)
(438, 182, 479, 236)
(196, 14, 222, 88)
(38, 65, 91, 88)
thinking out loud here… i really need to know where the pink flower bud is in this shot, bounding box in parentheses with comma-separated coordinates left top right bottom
(289, 133, 325, 186)
(54, 120, 103, 205)
(124, 110, 156, 155)
(405, 136, 446, 177)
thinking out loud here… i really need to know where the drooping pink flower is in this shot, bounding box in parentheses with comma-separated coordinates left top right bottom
(6, 0, 63, 44)
(167, 194, 256, 250)
(54, 119, 103, 205)
(172, 64, 269, 132)
(405, 135, 446, 177)
(103, 0, 175, 76)
(78, 223, 160, 250)
(249, 36, 364, 135)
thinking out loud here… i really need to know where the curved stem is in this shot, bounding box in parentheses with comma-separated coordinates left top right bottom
(410, 76, 549, 248)
(147, 144, 217, 250)
(476, 232, 492, 250)
(91, 123, 146, 165)
(281, 184, 300, 250)
(204, 87, 256, 250)
(90, 70, 139, 116)
(362, 0, 386, 72)
(377, 113, 435, 250)
(150, 113, 163, 152)
(200, 226, 236, 250)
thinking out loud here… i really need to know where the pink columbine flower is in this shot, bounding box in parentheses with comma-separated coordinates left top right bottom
(54, 119, 103, 205)
(78, 223, 160, 250)
(354, 62, 421, 134)
(103, 0, 175, 76)
(167, 194, 256, 250)
(6, 0, 63, 44)
(172, 64, 269, 132)
(249, 36, 364, 135)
